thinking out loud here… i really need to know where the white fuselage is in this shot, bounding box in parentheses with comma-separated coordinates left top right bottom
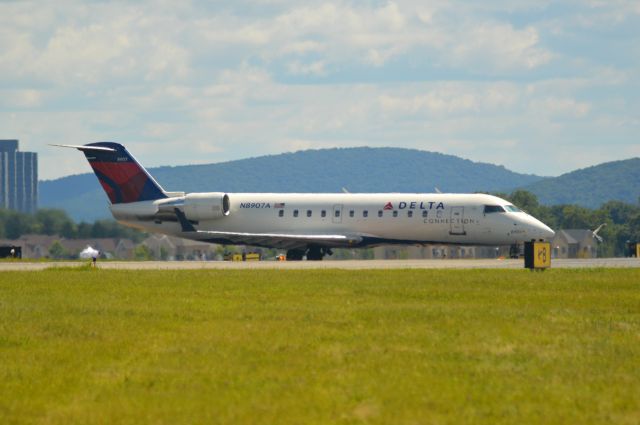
(113, 192, 555, 248)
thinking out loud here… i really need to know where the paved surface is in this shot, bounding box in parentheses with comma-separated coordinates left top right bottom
(1, 258, 639, 271)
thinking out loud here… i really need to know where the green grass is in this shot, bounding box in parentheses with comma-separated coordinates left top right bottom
(1, 269, 639, 424)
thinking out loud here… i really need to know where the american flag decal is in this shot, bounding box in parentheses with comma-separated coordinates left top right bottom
(274, 202, 285, 208)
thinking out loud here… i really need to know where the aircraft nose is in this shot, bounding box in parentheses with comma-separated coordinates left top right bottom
(530, 220, 555, 240)
(515, 215, 555, 241)
(539, 223, 555, 240)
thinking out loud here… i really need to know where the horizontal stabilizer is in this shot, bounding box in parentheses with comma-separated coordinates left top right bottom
(49, 144, 116, 152)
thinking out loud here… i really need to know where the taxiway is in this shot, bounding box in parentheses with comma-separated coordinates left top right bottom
(1, 258, 638, 271)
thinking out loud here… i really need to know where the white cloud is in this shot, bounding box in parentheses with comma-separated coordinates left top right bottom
(378, 83, 520, 117)
(529, 97, 591, 119)
(448, 24, 552, 71)
(0, 89, 46, 108)
(0, 0, 637, 180)
(287, 60, 327, 76)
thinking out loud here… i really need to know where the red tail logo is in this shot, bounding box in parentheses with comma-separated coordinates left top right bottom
(383, 202, 393, 210)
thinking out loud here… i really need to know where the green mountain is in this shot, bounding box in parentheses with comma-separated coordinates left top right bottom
(39, 147, 542, 222)
(522, 158, 640, 207)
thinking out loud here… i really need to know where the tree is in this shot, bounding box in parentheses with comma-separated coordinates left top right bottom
(509, 190, 539, 213)
(48, 240, 67, 259)
(76, 222, 93, 238)
(91, 221, 107, 238)
(4, 213, 34, 239)
(0, 208, 146, 241)
(133, 245, 153, 261)
(600, 201, 636, 225)
(35, 209, 74, 236)
(61, 221, 77, 238)
(558, 205, 593, 229)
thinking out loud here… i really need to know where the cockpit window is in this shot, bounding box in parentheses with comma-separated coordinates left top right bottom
(504, 205, 522, 212)
(484, 205, 506, 214)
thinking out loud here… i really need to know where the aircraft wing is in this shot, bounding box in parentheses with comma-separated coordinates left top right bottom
(172, 207, 362, 249)
(189, 230, 362, 250)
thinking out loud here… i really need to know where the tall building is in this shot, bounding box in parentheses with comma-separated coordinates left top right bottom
(0, 140, 38, 214)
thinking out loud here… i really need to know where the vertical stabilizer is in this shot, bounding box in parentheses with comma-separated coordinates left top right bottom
(73, 142, 167, 204)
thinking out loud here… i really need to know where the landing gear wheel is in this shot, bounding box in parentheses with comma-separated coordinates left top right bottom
(509, 244, 520, 259)
(306, 246, 324, 261)
(286, 249, 305, 261)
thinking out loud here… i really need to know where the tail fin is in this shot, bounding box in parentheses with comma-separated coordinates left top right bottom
(56, 142, 167, 204)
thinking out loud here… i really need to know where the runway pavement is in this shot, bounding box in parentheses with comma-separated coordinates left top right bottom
(1, 257, 638, 271)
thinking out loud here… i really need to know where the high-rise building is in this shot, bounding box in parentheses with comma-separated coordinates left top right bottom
(0, 140, 38, 214)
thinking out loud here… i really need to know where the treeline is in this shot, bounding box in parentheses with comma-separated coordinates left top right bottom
(0, 208, 146, 242)
(501, 191, 640, 256)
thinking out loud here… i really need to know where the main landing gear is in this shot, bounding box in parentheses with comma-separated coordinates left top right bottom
(286, 247, 333, 261)
(286, 249, 305, 261)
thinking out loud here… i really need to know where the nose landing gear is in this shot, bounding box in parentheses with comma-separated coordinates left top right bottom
(509, 244, 521, 259)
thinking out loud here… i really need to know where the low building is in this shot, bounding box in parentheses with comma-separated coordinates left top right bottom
(59, 238, 135, 259)
(142, 234, 220, 260)
(0, 234, 135, 259)
(551, 229, 599, 259)
(0, 234, 59, 259)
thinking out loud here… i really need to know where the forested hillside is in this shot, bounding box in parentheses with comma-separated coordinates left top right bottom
(523, 158, 640, 206)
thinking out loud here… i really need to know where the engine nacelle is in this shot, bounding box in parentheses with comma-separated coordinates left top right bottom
(183, 192, 230, 221)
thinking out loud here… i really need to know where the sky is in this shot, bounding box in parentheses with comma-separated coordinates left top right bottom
(1, 0, 639, 180)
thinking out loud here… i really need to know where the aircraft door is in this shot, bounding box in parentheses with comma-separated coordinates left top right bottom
(332, 204, 343, 224)
(450, 206, 466, 235)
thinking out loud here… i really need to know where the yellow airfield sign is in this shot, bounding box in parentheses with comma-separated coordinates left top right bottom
(524, 241, 551, 270)
(532, 242, 551, 269)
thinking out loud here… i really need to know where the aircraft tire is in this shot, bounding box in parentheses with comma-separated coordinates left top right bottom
(306, 246, 324, 261)
(286, 249, 305, 261)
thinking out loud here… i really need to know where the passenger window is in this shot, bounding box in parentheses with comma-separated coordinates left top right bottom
(349, 210, 354, 218)
(321, 210, 326, 218)
(363, 210, 368, 218)
(422, 210, 428, 218)
(393, 211, 398, 217)
(307, 210, 312, 217)
(335, 210, 340, 218)
(378, 210, 383, 217)
(408, 211, 413, 218)
(484, 205, 506, 214)
(278, 210, 284, 217)
(293, 209, 299, 217)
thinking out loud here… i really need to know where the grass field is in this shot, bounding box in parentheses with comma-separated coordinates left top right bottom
(1, 268, 639, 424)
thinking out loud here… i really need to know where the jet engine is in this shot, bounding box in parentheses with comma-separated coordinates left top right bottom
(183, 192, 230, 221)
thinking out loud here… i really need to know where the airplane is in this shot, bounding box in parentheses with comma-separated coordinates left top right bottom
(54, 142, 555, 260)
